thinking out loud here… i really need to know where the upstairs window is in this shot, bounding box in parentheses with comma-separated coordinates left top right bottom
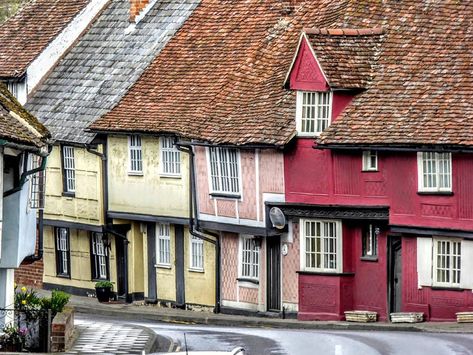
(190, 236, 204, 271)
(433, 238, 461, 287)
(128, 135, 143, 174)
(91, 232, 109, 280)
(6, 81, 18, 99)
(156, 223, 171, 267)
(296, 91, 332, 136)
(240, 235, 259, 280)
(160, 137, 181, 176)
(62, 146, 75, 194)
(362, 151, 378, 171)
(55, 227, 70, 277)
(29, 155, 45, 209)
(208, 147, 240, 196)
(418, 152, 452, 192)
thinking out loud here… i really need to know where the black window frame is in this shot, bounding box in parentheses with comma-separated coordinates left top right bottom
(90, 232, 110, 281)
(55, 227, 71, 278)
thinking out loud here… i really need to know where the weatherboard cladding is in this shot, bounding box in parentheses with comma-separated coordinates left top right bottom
(92, 0, 472, 148)
(0, 0, 91, 78)
(26, 0, 200, 144)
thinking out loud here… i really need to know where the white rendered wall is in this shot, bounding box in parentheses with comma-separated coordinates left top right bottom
(27, 0, 109, 94)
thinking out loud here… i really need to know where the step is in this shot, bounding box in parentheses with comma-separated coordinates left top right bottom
(344, 310, 378, 323)
(390, 312, 424, 323)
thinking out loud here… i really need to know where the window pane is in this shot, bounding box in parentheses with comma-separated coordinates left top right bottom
(209, 147, 240, 194)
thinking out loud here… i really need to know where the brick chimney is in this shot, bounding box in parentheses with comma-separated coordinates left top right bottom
(130, 0, 150, 22)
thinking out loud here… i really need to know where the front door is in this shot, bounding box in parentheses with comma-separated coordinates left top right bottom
(389, 236, 402, 313)
(267, 237, 281, 312)
(115, 236, 128, 300)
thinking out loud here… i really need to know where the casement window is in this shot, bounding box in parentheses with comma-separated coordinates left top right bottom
(301, 219, 342, 272)
(208, 147, 240, 196)
(55, 227, 70, 277)
(128, 135, 143, 174)
(156, 223, 171, 266)
(6, 81, 18, 99)
(240, 236, 260, 280)
(362, 151, 378, 171)
(160, 137, 181, 176)
(62, 146, 75, 193)
(362, 224, 379, 258)
(296, 91, 332, 136)
(418, 152, 452, 192)
(29, 155, 45, 209)
(433, 238, 461, 287)
(190, 236, 204, 270)
(91, 233, 109, 280)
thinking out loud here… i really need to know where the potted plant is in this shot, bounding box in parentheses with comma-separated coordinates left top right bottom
(95, 281, 113, 303)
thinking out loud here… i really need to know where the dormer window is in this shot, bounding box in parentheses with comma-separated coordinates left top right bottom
(296, 91, 332, 136)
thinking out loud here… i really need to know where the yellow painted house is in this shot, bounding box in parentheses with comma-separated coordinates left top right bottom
(21, 0, 208, 305)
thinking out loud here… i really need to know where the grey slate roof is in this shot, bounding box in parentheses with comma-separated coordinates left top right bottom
(26, 0, 200, 144)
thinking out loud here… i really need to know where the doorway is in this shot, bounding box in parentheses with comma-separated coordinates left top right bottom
(115, 236, 128, 301)
(388, 236, 402, 314)
(266, 237, 281, 312)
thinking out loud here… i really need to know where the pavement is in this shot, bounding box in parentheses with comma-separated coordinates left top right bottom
(36, 290, 473, 353)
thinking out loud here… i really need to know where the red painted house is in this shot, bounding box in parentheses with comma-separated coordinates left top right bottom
(273, 2, 473, 321)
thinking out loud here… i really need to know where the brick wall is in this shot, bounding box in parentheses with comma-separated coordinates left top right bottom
(15, 258, 44, 287)
(51, 307, 74, 352)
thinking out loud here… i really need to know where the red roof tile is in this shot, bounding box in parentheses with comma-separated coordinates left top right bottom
(0, 0, 90, 78)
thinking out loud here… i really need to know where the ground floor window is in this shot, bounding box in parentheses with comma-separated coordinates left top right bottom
(156, 223, 171, 266)
(91, 232, 109, 280)
(190, 236, 204, 270)
(301, 219, 342, 272)
(55, 227, 70, 277)
(362, 224, 379, 259)
(240, 235, 259, 280)
(433, 238, 461, 287)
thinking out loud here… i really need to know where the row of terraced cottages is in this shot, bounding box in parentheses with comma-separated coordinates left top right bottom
(3, 0, 473, 321)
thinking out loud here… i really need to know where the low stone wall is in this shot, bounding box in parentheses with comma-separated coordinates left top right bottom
(51, 307, 74, 352)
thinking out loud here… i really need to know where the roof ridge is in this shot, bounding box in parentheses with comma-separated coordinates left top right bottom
(303, 27, 384, 36)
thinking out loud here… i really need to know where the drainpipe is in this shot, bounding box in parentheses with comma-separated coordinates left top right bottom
(176, 141, 221, 313)
(85, 143, 108, 228)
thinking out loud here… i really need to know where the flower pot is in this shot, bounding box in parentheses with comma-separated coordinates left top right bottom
(95, 287, 112, 303)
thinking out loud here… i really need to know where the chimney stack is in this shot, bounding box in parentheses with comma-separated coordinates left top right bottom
(130, 0, 150, 22)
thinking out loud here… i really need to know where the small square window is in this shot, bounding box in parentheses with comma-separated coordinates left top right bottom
(208, 147, 241, 196)
(362, 224, 379, 259)
(418, 152, 452, 192)
(296, 91, 332, 136)
(160, 137, 181, 176)
(362, 151, 378, 171)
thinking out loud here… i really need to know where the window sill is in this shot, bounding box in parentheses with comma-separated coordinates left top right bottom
(210, 193, 241, 200)
(92, 278, 110, 282)
(155, 264, 172, 269)
(417, 191, 453, 196)
(297, 133, 321, 138)
(296, 271, 354, 276)
(361, 169, 379, 173)
(360, 256, 378, 262)
(237, 277, 259, 285)
(430, 285, 465, 292)
(62, 192, 75, 198)
(55, 274, 71, 279)
(160, 174, 182, 179)
(128, 172, 143, 176)
(188, 268, 204, 273)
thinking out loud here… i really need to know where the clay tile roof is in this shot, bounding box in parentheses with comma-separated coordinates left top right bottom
(90, 0, 351, 146)
(319, 1, 473, 147)
(0, 83, 49, 148)
(0, 0, 91, 78)
(303, 27, 384, 89)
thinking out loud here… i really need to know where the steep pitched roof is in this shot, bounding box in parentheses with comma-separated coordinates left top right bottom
(0, 83, 49, 148)
(318, 1, 473, 147)
(90, 0, 351, 146)
(301, 28, 384, 89)
(0, 0, 91, 78)
(26, 0, 199, 144)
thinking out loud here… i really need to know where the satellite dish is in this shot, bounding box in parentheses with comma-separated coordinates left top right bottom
(269, 207, 286, 229)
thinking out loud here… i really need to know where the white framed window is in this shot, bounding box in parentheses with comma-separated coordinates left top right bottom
(6, 81, 18, 99)
(208, 147, 241, 196)
(190, 236, 204, 271)
(62, 146, 75, 193)
(362, 224, 379, 258)
(29, 155, 45, 209)
(91, 232, 108, 280)
(301, 219, 342, 272)
(362, 151, 378, 171)
(128, 135, 143, 174)
(156, 223, 171, 266)
(240, 235, 260, 280)
(160, 137, 181, 176)
(417, 152, 452, 192)
(433, 238, 461, 287)
(296, 91, 332, 136)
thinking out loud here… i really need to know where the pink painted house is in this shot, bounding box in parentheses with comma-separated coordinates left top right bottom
(275, 1, 473, 322)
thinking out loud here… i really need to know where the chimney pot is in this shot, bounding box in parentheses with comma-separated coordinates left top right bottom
(130, 0, 150, 23)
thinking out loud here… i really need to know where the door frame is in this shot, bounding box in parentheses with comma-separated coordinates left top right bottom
(266, 236, 282, 312)
(387, 235, 402, 316)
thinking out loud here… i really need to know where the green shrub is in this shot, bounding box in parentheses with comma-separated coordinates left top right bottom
(95, 281, 113, 289)
(40, 290, 70, 315)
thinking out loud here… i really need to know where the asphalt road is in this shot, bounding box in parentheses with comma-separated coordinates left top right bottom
(75, 315, 473, 355)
